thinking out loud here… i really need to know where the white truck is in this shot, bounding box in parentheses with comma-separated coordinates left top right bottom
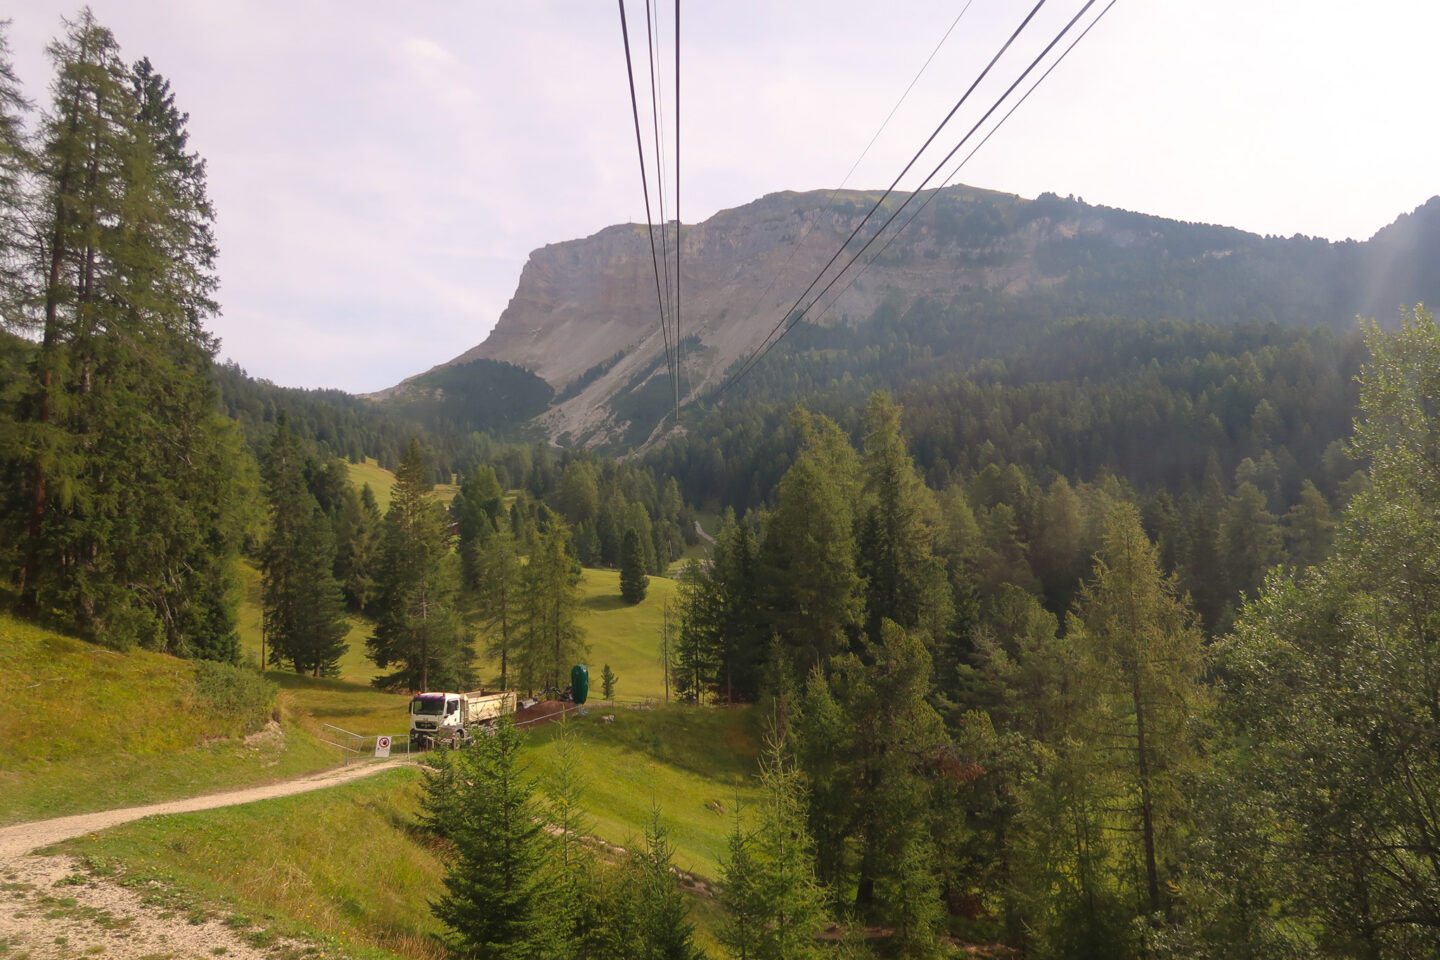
(409, 690, 518, 747)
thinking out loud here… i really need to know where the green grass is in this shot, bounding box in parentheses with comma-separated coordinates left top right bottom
(56, 768, 444, 960)
(545, 568, 679, 701)
(54, 727, 748, 959)
(527, 705, 763, 879)
(267, 673, 412, 740)
(348, 457, 456, 513)
(0, 615, 339, 826)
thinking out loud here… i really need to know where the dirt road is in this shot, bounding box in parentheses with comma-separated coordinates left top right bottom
(0, 758, 411, 959)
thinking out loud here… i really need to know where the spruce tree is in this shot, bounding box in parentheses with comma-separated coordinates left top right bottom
(857, 392, 951, 648)
(721, 730, 827, 960)
(761, 408, 862, 674)
(368, 438, 473, 691)
(334, 482, 381, 611)
(260, 417, 348, 676)
(6, 14, 244, 655)
(431, 720, 558, 959)
(620, 527, 649, 603)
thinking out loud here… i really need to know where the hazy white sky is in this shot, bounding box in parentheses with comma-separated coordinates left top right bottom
(7, 1, 1438, 392)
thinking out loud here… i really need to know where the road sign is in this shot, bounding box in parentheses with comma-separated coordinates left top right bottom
(375, 735, 392, 759)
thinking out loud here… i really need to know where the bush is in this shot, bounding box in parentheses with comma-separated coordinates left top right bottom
(192, 659, 277, 735)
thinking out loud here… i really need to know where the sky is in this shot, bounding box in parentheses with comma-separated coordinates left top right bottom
(6, 1, 1438, 393)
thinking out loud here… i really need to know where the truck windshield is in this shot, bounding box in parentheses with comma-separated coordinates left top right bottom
(411, 697, 445, 716)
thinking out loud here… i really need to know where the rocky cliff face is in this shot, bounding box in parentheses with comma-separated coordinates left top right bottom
(394, 186, 1440, 447)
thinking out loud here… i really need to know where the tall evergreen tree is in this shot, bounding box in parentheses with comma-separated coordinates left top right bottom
(515, 517, 585, 693)
(721, 729, 827, 960)
(0, 21, 28, 329)
(430, 719, 558, 960)
(476, 518, 524, 689)
(857, 392, 952, 649)
(761, 409, 862, 674)
(260, 417, 348, 676)
(368, 438, 473, 691)
(620, 527, 649, 604)
(333, 482, 381, 611)
(4, 15, 243, 655)
(1068, 502, 1207, 920)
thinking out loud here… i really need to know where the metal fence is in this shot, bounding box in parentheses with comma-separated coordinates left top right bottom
(318, 723, 413, 765)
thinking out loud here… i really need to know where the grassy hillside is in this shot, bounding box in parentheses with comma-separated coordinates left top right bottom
(348, 457, 457, 513)
(54, 706, 764, 959)
(558, 568, 677, 701)
(528, 706, 762, 879)
(59, 768, 442, 960)
(0, 616, 339, 826)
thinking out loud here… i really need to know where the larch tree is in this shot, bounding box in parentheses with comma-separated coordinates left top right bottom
(515, 516, 584, 693)
(368, 438, 473, 691)
(1068, 502, 1207, 921)
(476, 518, 524, 689)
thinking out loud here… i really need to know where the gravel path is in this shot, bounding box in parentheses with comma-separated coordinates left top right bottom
(0, 758, 411, 959)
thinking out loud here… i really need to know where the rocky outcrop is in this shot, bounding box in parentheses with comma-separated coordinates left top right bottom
(395, 185, 1440, 447)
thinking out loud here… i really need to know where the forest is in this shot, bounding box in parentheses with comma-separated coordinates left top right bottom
(2, 10, 1439, 960)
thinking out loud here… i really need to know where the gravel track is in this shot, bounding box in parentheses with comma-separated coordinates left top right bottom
(0, 758, 411, 959)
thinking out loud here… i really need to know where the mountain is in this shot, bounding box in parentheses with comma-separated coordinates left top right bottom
(388, 186, 1440, 448)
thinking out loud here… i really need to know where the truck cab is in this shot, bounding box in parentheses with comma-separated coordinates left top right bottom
(410, 692, 462, 746)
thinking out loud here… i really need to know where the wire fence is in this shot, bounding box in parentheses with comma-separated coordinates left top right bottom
(318, 723, 414, 765)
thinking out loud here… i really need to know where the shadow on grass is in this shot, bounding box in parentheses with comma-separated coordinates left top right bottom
(583, 593, 632, 612)
(265, 671, 379, 693)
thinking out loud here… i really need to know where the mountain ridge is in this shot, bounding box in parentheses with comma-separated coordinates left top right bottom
(383, 185, 1440, 447)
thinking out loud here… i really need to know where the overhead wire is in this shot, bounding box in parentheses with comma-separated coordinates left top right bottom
(718, 0, 1105, 395)
(617, 0, 676, 412)
(809, 0, 1121, 328)
(727, 0, 979, 354)
(644, 0, 678, 400)
(721, 0, 1054, 393)
(673, 0, 681, 418)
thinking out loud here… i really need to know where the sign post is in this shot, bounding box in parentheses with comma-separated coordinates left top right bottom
(375, 735, 392, 759)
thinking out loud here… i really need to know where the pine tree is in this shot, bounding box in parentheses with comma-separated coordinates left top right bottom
(260, 417, 348, 676)
(431, 720, 558, 959)
(601, 663, 617, 700)
(620, 527, 649, 603)
(368, 438, 473, 691)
